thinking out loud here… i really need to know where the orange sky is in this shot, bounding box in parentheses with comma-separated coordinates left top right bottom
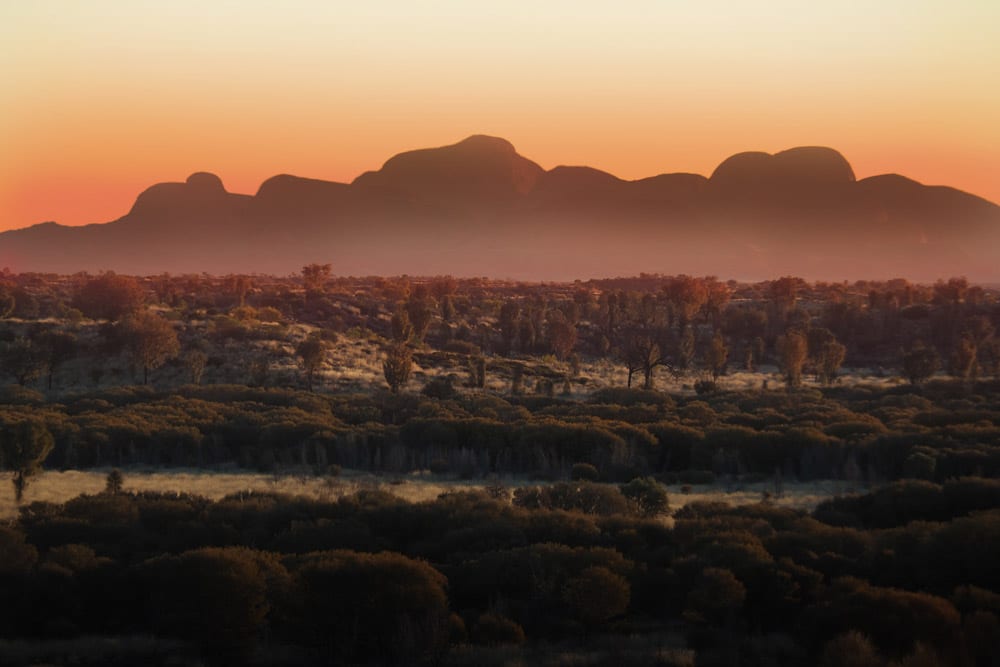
(2, 1, 998, 230)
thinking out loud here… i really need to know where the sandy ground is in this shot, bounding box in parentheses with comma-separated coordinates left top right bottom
(0, 467, 858, 521)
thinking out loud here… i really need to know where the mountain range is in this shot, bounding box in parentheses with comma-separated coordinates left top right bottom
(2, 135, 998, 281)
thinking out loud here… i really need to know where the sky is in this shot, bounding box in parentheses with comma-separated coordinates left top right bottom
(1, 0, 998, 230)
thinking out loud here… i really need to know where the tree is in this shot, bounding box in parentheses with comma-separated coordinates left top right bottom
(563, 566, 631, 628)
(0, 283, 14, 318)
(983, 339, 1000, 378)
(902, 343, 940, 385)
(121, 311, 180, 385)
(498, 301, 519, 355)
(72, 272, 145, 320)
(950, 336, 978, 381)
(301, 263, 332, 296)
(817, 339, 847, 385)
(1, 420, 54, 503)
(468, 355, 486, 389)
(616, 293, 675, 389)
(383, 342, 413, 393)
(685, 567, 746, 626)
(933, 277, 968, 306)
(663, 275, 708, 330)
(777, 331, 808, 388)
(704, 331, 729, 380)
(183, 348, 208, 385)
(620, 476, 670, 517)
(0, 337, 44, 386)
(517, 315, 535, 354)
(390, 306, 413, 343)
(105, 468, 124, 495)
(677, 326, 696, 371)
(37, 329, 77, 390)
(296, 335, 327, 391)
(819, 631, 884, 667)
(406, 297, 434, 343)
(291, 551, 450, 665)
(140, 547, 276, 663)
(224, 274, 253, 307)
(546, 310, 577, 361)
(471, 613, 526, 646)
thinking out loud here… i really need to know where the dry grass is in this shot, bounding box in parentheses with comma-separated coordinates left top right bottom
(0, 467, 847, 521)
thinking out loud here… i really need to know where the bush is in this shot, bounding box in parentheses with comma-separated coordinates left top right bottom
(512, 482, 631, 516)
(571, 462, 600, 482)
(678, 470, 716, 485)
(422, 375, 458, 400)
(563, 566, 631, 627)
(620, 477, 670, 517)
(471, 613, 525, 646)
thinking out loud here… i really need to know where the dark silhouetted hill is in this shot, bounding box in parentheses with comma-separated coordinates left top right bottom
(2, 135, 998, 281)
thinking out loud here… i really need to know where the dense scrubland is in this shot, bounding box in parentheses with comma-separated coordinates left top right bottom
(1, 269, 1000, 665)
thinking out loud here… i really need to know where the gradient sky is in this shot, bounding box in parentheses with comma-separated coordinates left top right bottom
(2, 0, 998, 230)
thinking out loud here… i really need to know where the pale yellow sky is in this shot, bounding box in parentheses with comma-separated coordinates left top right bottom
(1, 0, 998, 228)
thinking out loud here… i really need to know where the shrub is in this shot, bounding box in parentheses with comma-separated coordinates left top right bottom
(620, 477, 670, 517)
(571, 462, 600, 482)
(422, 375, 458, 400)
(471, 613, 525, 646)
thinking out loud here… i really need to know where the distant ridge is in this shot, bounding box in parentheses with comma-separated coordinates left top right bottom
(2, 135, 999, 281)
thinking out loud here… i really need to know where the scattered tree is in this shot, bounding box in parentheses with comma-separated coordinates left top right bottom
(296, 335, 327, 391)
(777, 331, 808, 388)
(620, 476, 670, 516)
(563, 566, 631, 629)
(1, 420, 54, 503)
(121, 311, 180, 385)
(817, 339, 847, 385)
(704, 331, 729, 380)
(546, 310, 577, 361)
(950, 336, 978, 381)
(902, 343, 940, 385)
(37, 329, 77, 390)
(0, 337, 44, 386)
(183, 348, 208, 385)
(406, 297, 434, 343)
(383, 342, 413, 393)
(301, 263, 332, 296)
(73, 272, 145, 320)
(105, 468, 124, 495)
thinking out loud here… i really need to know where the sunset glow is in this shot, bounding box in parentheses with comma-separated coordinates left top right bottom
(2, 0, 998, 229)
